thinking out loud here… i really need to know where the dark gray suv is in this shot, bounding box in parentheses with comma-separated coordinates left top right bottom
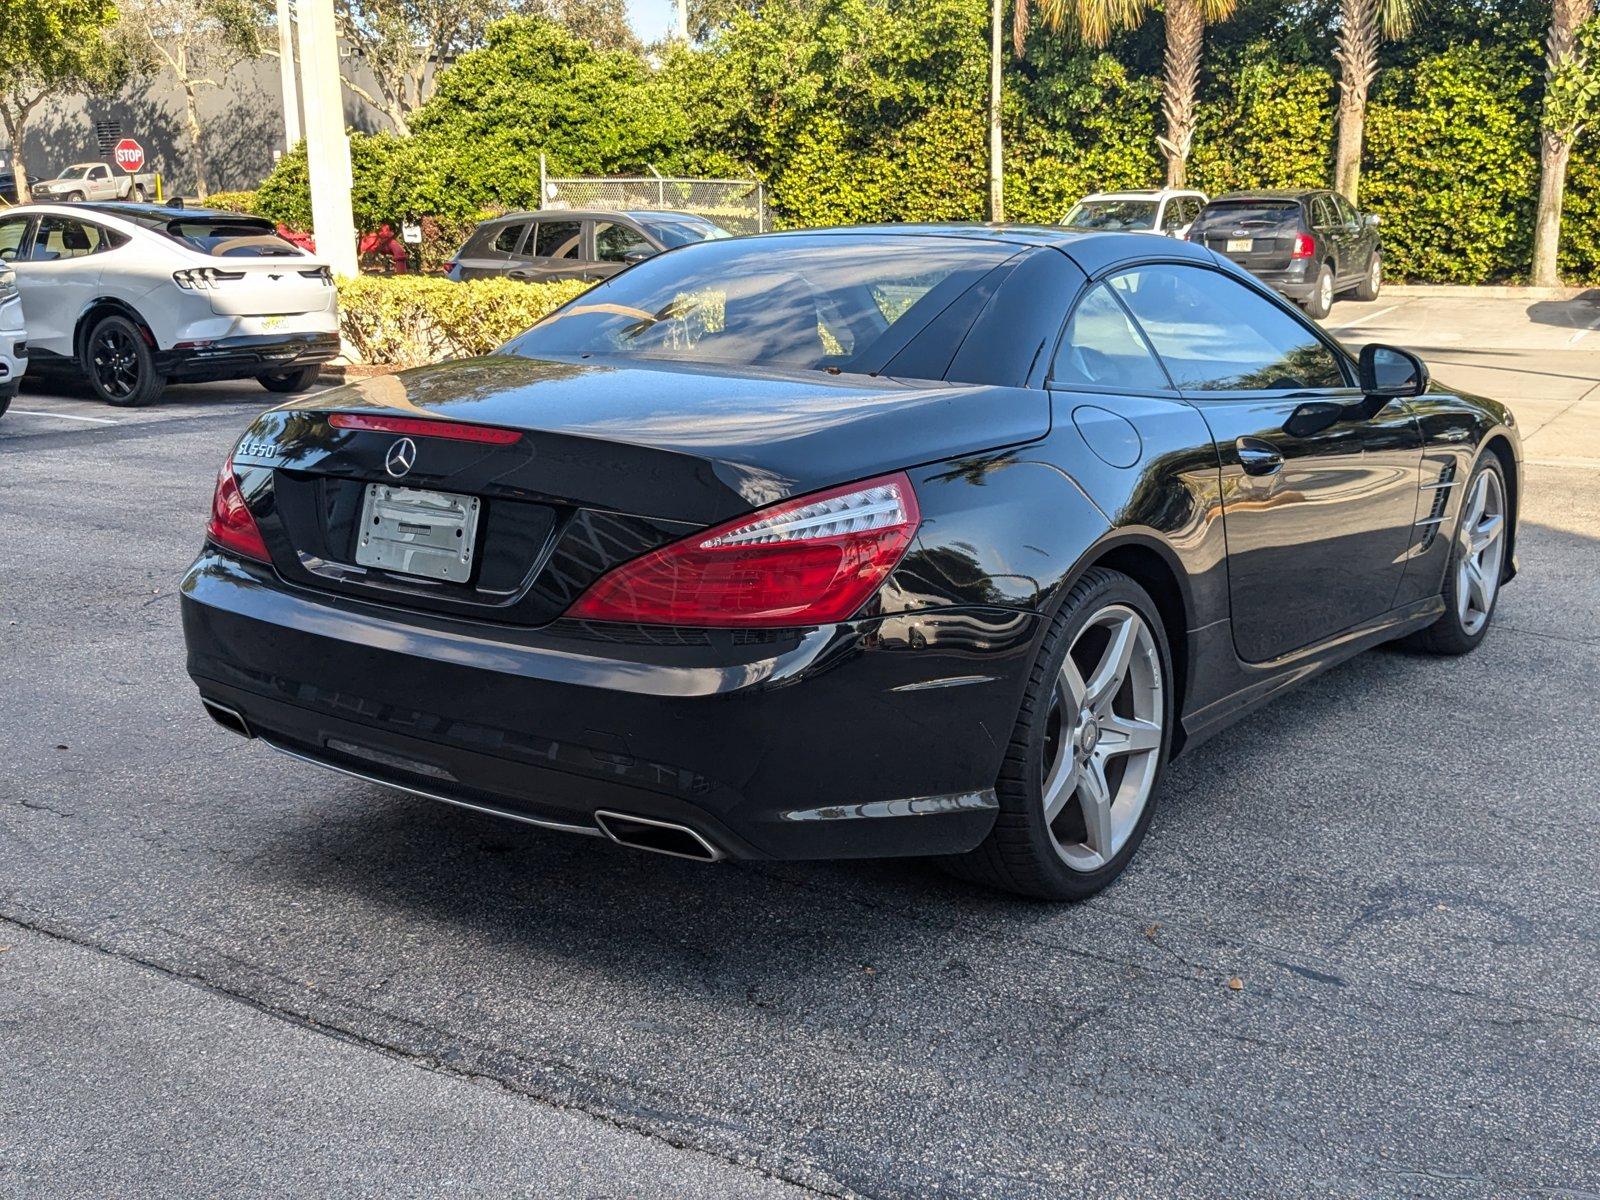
(1188, 189, 1382, 319)
(446, 209, 730, 283)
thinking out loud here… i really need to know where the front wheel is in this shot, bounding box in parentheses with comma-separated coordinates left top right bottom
(84, 314, 166, 406)
(1353, 253, 1382, 302)
(0, 384, 14, 419)
(257, 365, 321, 394)
(944, 567, 1173, 901)
(1407, 454, 1509, 655)
(130, 185, 146, 203)
(1302, 263, 1335, 319)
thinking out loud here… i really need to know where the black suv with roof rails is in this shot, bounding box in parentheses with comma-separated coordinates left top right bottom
(1188, 189, 1383, 319)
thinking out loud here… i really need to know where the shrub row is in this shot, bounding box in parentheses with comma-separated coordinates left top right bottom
(336, 276, 589, 367)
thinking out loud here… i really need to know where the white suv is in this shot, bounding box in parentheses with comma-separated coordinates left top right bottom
(0, 262, 25, 417)
(0, 202, 338, 407)
(1062, 189, 1209, 239)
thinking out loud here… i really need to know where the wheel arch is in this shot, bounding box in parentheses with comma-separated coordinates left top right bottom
(1481, 432, 1519, 582)
(74, 299, 158, 370)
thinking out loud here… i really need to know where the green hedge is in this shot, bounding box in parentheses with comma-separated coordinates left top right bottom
(337, 276, 590, 367)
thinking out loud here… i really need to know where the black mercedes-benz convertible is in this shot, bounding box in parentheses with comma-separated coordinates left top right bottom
(181, 226, 1520, 900)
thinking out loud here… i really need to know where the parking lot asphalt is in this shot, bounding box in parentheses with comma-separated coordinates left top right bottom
(3, 294, 1598, 1199)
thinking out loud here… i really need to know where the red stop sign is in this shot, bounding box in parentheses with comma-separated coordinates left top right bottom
(113, 138, 145, 173)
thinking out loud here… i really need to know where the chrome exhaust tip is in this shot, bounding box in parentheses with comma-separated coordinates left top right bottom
(201, 699, 252, 739)
(593, 810, 724, 863)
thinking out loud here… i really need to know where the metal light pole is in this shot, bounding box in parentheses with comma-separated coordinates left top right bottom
(295, 0, 358, 277)
(275, 0, 302, 150)
(987, 0, 1004, 222)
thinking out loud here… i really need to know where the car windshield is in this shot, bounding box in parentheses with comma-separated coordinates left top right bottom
(1063, 200, 1158, 231)
(1194, 201, 1300, 230)
(60, 166, 95, 179)
(632, 214, 731, 247)
(502, 234, 1015, 372)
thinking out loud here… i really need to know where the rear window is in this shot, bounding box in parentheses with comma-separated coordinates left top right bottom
(163, 218, 304, 257)
(1194, 201, 1302, 230)
(502, 234, 1015, 373)
(632, 214, 731, 248)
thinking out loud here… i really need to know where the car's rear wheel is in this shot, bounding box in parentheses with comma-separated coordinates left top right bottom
(945, 567, 1173, 901)
(84, 314, 166, 407)
(130, 184, 146, 203)
(258, 365, 321, 394)
(1407, 454, 1509, 655)
(1354, 253, 1382, 302)
(1303, 263, 1335, 319)
(0, 384, 14, 419)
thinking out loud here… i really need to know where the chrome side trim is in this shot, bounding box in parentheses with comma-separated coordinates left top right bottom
(593, 809, 726, 863)
(1419, 479, 1461, 491)
(260, 738, 604, 838)
(1414, 515, 1449, 527)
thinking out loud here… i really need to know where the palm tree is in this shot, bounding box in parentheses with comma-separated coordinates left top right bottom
(1021, 0, 1235, 187)
(1532, 0, 1597, 287)
(1332, 0, 1418, 202)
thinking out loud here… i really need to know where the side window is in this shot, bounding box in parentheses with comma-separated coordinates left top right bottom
(1333, 194, 1359, 227)
(594, 221, 651, 263)
(1161, 202, 1186, 234)
(1050, 283, 1171, 392)
(1309, 197, 1333, 228)
(1110, 264, 1349, 392)
(27, 217, 105, 262)
(491, 223, 527, 254)
(0, 217, 31, 261)
(1184, 198, 1204, 225)
(92, 165, 110, 180)
(533, 220, 582, 260)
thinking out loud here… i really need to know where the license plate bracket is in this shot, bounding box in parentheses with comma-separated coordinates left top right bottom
(355, 483, 481, 583)
(1225, 237, 1254, 253)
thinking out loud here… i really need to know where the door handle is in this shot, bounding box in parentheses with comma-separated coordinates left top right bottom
(1236, 437, 1283, 476)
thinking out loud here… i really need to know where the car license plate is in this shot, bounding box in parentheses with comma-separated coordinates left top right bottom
(1226, 238, 1253, 253)
(355, 484, 480, 583)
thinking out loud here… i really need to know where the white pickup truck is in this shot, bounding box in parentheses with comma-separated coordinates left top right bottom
(29, 162, 159, 204)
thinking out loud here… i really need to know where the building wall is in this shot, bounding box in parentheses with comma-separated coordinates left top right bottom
(9, 50, 393, 196)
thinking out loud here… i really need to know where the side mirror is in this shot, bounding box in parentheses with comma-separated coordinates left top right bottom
(1359, 344, 1429, 398)
(1364, 213, 1381, 227)
(622, 248, 656, 265)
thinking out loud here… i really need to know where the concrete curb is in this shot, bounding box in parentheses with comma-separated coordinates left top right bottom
(1384, 284, 1599, 301)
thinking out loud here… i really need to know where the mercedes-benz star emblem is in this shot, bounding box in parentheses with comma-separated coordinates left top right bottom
(385, 437, 417, 478)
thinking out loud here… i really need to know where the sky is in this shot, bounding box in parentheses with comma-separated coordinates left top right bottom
(626, 0, 678, 43)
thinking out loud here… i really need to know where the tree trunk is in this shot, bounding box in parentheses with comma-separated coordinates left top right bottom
(988, 0, 1004, 221)
(183, 81, 210, 200)
(1161, 0, 1204, 188)
(1531, 0, 1594, 287)
(1531, 132, 1572, 287)
(0, 106, 29, 203)
(1333, 0, 1378, 202)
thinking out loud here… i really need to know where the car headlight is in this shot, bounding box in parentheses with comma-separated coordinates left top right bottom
(0, 274, 17, 303)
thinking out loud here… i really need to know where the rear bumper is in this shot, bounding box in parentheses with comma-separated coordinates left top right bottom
(155, 333, 340, 380)
(1222, 259, 1315, 299)
(181, 551, 1040, 861)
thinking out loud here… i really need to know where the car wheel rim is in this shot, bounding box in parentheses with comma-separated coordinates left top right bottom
(1039, 604, 1164, 872)
(1371, 259, 1381, 292)
(91, 327, 141, 400)
(1456, 469, 1506, 636)
(1320, 273, 1333, 310)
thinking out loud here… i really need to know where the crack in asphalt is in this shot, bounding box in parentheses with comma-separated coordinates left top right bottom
(0, 910, 859, 1200)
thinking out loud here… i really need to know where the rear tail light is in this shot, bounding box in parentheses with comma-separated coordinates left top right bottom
(174, 267, 246, 289)
(328, 412, 523, 444)
(1291, 233, 1316, 259)
(206, 455, 270, 563)
(299, 266, 334, 285)
(566, 473, 921, 627)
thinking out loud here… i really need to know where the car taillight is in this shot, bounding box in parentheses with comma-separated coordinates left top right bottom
(1291, 233, 1315, 259)
(174, 267, 246, 289)
(566, 473, 921, 627)
(206, 455, 270, 563)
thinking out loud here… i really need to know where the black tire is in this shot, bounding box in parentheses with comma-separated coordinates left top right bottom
(943, 567, 1175, 901)
(1353, 252, 1382, 302)
(257, 365, 321, 394)
(130, 185, 146, 203)
(83, 314, 166, 407)
(0, 384, 13, 419)
(63, 190, 85, 203)
(1302, 263, 1335, 319)
(1406, 454, 1509, 656)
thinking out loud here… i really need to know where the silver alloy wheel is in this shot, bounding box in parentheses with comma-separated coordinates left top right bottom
(1318, 269, 1334, 312)
(1369, 256, 1382, 293)
(1039, 604, 1164, 872)
(1457, 468, 1507, 636)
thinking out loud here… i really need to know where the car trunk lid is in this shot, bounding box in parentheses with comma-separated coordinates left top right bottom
(1192, 201, 1303, 271)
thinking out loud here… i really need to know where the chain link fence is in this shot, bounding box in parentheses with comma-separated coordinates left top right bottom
(538, 158, 768, 235)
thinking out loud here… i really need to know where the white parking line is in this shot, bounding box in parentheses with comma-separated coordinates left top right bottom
(1567, 309, 1600, 346)
(1330, 304, 1399, 334)
(9, 409, 117, 425)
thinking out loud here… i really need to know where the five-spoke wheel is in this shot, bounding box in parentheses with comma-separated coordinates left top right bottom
(84, 314, 166, 406)
(1410, 453, 1510, 656)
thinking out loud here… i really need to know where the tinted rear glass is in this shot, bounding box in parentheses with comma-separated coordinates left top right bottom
(165, 219, 304, 257)
(1195, 202, 1301, 230)
(632, 214, 730, 247)
(502, 234, 1015, 373)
